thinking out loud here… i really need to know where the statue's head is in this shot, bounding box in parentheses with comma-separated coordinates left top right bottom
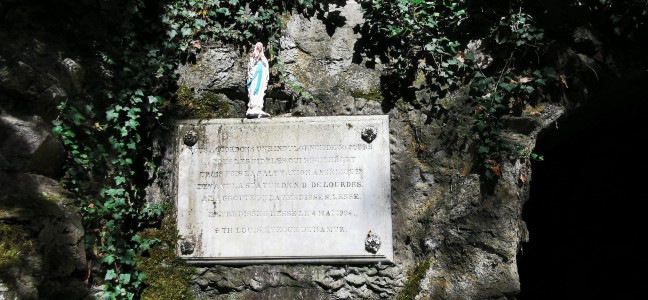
(252, 42, 264, 58)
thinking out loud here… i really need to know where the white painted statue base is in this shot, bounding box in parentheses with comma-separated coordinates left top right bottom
(246, 107, 270, 119)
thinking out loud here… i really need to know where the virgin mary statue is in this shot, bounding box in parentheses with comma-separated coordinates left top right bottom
(246, 42, 270, 118)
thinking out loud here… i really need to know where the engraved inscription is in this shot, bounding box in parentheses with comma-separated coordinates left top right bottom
(192, 142, 365, 236)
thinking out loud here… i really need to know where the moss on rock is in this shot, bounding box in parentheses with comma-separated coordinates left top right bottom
(137, 214, 195, 300)
(0, 224, 33, 269)
(397, 258, 431, 300)
(173, 86, 232, 119)
(350, 88, 383, 102)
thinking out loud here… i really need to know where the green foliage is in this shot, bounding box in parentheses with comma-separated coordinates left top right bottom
(54, 86, 165, 300)
(467, 7, 554, 178)
(161, 0, 312, 52)
(492, 10, 544, 47)
(360, 0, 555, 181)
(52, 0, 174, 298)
(361, 0, 470, 87)
(470, 68, 551, 178)
(360, 0, 646, 181)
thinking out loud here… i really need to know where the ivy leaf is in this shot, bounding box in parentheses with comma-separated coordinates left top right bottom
(105, 269, 117, 281)
(194, 19, 207, 29)
(495, 32, 509, 44)
(125, 119, 140, 129)
(181, 26, 192, 37)
(115, 176, 126, 185)
(102, 254, 116, 265)
(167, 29, 177, 39)
(120, 126, 129, 136)
(531, 153, 544, 161)
(122, 249, 136, 265)
(215, 7, 230, 15)
(119, 273, 131, 284)
(131, 235, 142, 244)
(500, 82, 515, 92)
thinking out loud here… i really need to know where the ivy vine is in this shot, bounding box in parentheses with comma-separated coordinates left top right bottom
(53, 0, 175, 298)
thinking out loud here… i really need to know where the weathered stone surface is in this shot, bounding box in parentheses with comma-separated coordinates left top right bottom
(26, 134, 65, 178)
(0, 56, 88, 298)
(278, 1, 383, 116)
(0, 57, 54, 99)
(0, 55, 70, 121)
(344, 274, 366, 287)
(176, 44, 247, 92)
(0, 152, 9, 171)
(210, 287, 331, 300)
(58, 58, 85, 96)
(0, 172, 87, 299)
(0, 112, 56, 172)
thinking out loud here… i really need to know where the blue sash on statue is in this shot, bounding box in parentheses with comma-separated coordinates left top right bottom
(251, 63, 263, 95)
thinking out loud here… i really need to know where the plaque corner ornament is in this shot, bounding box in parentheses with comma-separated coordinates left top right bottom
(361, 126, 377, 144)
(183, 130, 198, 147)
(179, 238, 195, 255)
(364, 230, 381, 254)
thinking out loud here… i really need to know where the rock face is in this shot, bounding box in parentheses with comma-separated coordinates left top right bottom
(0, 113, 89, 299)
(0, 5, 90, 298)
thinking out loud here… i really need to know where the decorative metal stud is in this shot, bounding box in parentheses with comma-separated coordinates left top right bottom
(365, 230, 381, 254)
(361, 126, 377, 143)
(180, 240, 195, 255)
(183, 130, 198, 147)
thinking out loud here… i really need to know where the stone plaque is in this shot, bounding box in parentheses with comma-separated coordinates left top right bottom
(174, 115, 393, 264)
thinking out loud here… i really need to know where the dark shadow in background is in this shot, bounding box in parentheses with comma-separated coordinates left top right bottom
(1, 0, 175, 298)
(516, 86, 647, 299)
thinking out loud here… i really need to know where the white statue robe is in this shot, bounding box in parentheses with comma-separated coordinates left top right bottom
(247, 56, 269, 111)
